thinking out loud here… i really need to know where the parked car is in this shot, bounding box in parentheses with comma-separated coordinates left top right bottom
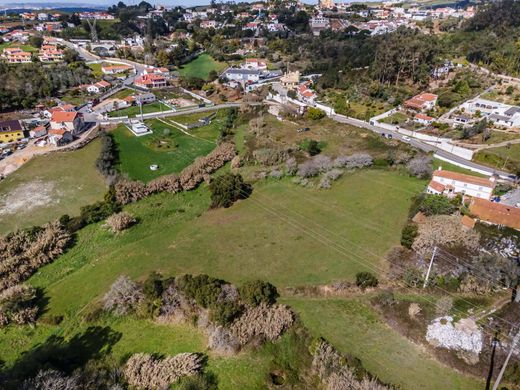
(402, 136, 411, 142)
(297, 127, 310, 133)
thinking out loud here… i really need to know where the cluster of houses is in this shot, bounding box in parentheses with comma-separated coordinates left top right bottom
(221, 58, 282, 89)
(426, 167, 520, 230)
(134, 67, 171, 89)
(458, 98, 520, 129)
(0, 44, 64, 63)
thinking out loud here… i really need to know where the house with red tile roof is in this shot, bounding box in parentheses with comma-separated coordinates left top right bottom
(134, 74, 168, 89)
(469, 198, 520, 230)
(405, 92, 438, 111)
(102, 64, 134, 75)
(427, 168, 496, 200)
(1, 47, 32, 63)
(297, 82, 317, 104)
(50, 111, 84, 135)
(414, 113, 434, 125)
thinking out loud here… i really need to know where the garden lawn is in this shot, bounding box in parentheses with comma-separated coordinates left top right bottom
(179, 53, 227, 80)
(473, 143, 520, 174)
(108, 101, 172, 118)
(88, 63, 103, 78)
(111, 119, 216, 182)
(0, 140, 106, 234)
(284, 297, 483, 390)
(432, 158, 487, 177)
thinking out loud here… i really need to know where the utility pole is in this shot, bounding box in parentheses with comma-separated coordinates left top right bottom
(492, 331, 520, 390)
(86, 19, 98, 43)
(485, 330, 499, 390)
(423, 246, 437, 288)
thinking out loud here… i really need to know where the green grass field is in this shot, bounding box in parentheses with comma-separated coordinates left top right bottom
(112, 118, 217, 182)
(473, 143, 520, 173)
(432, 158, 487, 177)
(0, 140, 106, 234)
(0, 42, 38, 53)
(111, 88, 135, 100)
(284, 298, 483, 390)
(179, 53, 227, 80)
(88, 63, 103, 78)
(108, 101, 172, 118)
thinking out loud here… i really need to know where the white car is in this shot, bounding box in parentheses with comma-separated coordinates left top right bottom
(402, 136, 411, 142)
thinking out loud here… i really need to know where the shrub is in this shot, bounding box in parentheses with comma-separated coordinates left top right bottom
(252, 148, 288, 165)
(407, 155, 432, 179)
(408, 303, 421, 319)
(210, 301, 243, 326)
(143, 271, 164, 300)
(270, 169, 283, 179)
(238, 280, 279, 306)
(376, 289, 395, 306)
(419, 195, 458, 216)
(297, 160, 319, 178)
(313, 155, 333, 172)
(355, 272, 379, 290)
(176, 274, 224, 309)
(21, 369, 81, 390)
(104, 212, 136, 233)
(124, 353, 204, 389)
(103, 275, 144, 316)
(435, 296, 453, 316)
(209, 173, 252, 208)
(300, 139, 321, 156)
(0, 284, 38, 326)
(401, 222, 418, 249)
(95, 132, 118, 180)
(324, 169, 343, 181)
(285, 157, 298, 175)
(334, 153, 373, 169)
(306, 107, 326, 120)
(0, 221, 72, 292)
(114, 179, 147, 205)
(230, 303, 294, 346)
(146, 174, 181, 194)
(319, 177, 331, 189)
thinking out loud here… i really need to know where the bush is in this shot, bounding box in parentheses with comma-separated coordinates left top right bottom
(95, 132, 118, 179)
(124, 353, 204, 389)
(306, 107, 326, 120)
(401, 222, 418, 249)
(406, 155, 432, 179)
(103, 275, 144, 316)
(209, 173, 252, 208)
(0, 284, 38, 326)
(176, 274, 224, 309)
(285, 157, 298, 175)
(210, 301, 243, 326)
(376, 289, 395, 306)
(355, 272, 379, 290)
(252, 148, 288, 165)
(297, 160, 319, 178)
(419, 195, 458, 216)
(334, 153, 373, 169)
(300, 139, 321, 156)
(114, 178, 147, 205)
(238, 280, 279, 307)
(104, 212, 136, 233)
(312, 155, 333, 172)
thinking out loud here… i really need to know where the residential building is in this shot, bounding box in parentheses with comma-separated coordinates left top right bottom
(50, 111, 84, 135)
(85, 80, 111, 94)
(281, 70, 300, 89)
(0, 120, 24, 143)
(404, 92, 438, 111)
(461, 98, 520, 128)
(30, 125, 47, 138)
(134, 74, 168, 89)
(414, 113, 434, 125)
(38, 45, 64, 62)
(101, 64, 135, 75)
(200, 20, 218, 29)
(48, 128, 73, 146)
(223, 68, 261, 84)
(134, 93, 156, 105)
(427, 168, 496, 200)
(469, 198, 520, 230)
(1, 47, 32, 63)
(242, 58, 267, 71)
(297, 82, 317, 104)
(310, 15, 330, 36)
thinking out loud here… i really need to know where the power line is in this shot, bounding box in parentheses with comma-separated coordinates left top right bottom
(238, 187, 519, 346)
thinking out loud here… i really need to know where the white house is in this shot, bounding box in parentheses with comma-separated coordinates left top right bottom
(461, 98, 520, 128)
(50, 111, 84, 135)
(414, 113, 434, 125)
(242, 58, 267, 71)
(427, 168, 496, 200)
(86, 80, 111, 94)
(405, 92, 438, 111)
(223, 68, 260, 84)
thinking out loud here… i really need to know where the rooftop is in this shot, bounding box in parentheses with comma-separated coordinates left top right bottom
(470, 198, 520, 230)
(432, 169, 495, 188)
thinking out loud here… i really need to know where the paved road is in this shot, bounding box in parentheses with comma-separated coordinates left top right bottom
(330, 114, 514, 179)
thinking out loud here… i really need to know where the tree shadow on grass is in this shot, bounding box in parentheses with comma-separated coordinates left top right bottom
(0, 326, 122, 387)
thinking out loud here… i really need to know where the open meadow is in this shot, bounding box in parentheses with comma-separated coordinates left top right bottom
(179, 53, 227, 80)
(473, 143, 520, 173)
(0, 140, 106, 234)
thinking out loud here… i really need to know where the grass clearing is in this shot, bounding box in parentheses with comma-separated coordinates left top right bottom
(88, 62, 103, 78)
(432, 158, 487, 177)
(284, 297, 483, 390)
(0, 140, 106, 234)
(179, 53, 227, 80)
(108, 101, 172, 118)
(111, 88, 136, 100)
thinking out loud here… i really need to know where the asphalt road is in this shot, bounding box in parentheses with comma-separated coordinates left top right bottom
(330, 114, 513, 179)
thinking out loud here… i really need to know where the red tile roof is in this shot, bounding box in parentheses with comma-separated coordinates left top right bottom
(51, 111, 78, 122)
(470, 198, 520, 230)
(432, 169, 495, 188)
(415, 113, 434, 121)
(428, 180, 446, 193)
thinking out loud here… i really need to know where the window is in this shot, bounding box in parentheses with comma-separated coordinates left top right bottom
(478, 186, 483, 191)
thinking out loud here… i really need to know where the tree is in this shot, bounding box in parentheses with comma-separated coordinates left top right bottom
(419, 195, 458, 216)
(407, 155, 432, 179)
(209, 173, 252, 209)
(355, 272, 379, 290)
(210, 301, 243, 326)
(103, 275, 144, 316)
(307, 107, 326, 120)
(301, 139, 321, 156)
(401, 222, 418, 249)
(29, 36, 44, 48)
(238, 280, 279, 306)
